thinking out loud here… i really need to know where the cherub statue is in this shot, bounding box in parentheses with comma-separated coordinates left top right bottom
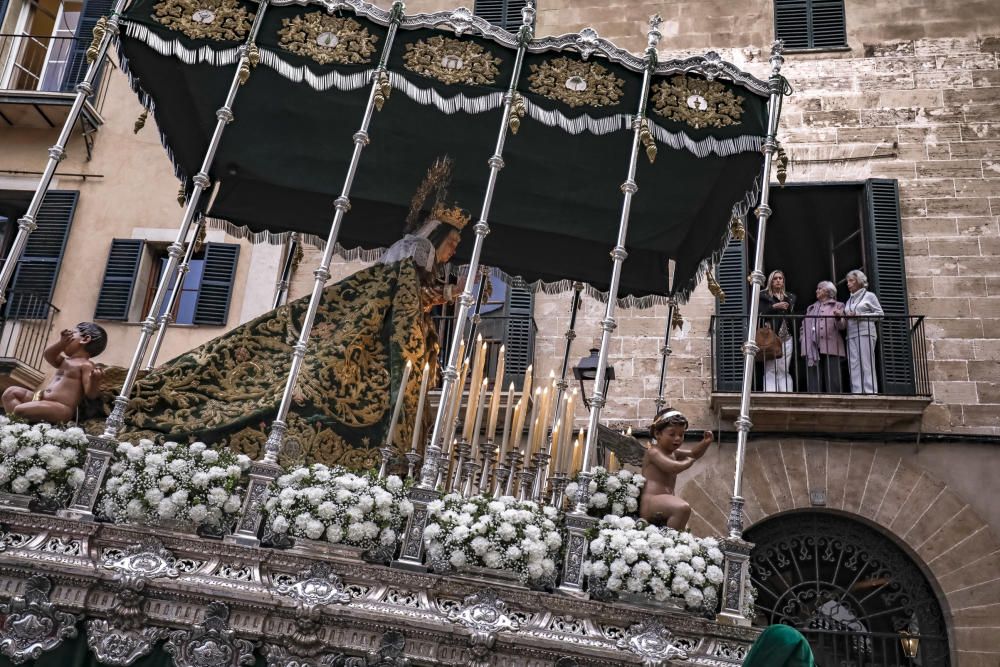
(2, 322, 107, 423)
(639, 408, 713, 529)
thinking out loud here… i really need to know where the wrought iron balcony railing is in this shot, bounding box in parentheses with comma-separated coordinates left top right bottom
(711, 314, 930, 397)
(0, 291, 60, 375)
(0, 32, 113, 110)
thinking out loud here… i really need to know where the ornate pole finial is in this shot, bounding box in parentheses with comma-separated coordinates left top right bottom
(522, 0, 535, 26)
(647, 14, 663, 50)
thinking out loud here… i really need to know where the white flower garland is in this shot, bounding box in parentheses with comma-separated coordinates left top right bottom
(99, 440, 250, 530)
(264, 464, 413, 551)
(584, 515, 726, 612)
(0, 417, 86, 504)
(424, 493, 562, 584)
(564, 466, 644, 518)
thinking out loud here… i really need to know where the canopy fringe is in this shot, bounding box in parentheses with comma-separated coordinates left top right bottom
(121, 22, 765, 158)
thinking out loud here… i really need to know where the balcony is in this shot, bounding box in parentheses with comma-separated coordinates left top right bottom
(710, 315, 932, 432)
(0, 291, 60, 391)
(0, 32, 112, 156)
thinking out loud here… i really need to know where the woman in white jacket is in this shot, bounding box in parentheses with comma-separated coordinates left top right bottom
(837, 269, 884, 394)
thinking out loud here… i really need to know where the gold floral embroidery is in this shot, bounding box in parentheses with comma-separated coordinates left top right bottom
(402, 36, 501, 86)
(277, 13, 378, 66)
(152, 0, 254, 41)
(527, 56, 624, 109)
(649, 75, 744, 130)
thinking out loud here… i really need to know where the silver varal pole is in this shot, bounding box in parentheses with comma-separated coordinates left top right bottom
(144, 215, 204, 370)
(717, 40, 786, 628)
(558, 15, 662, 595)
(225, 2, 407, 547)
(272, 232, 299, 309)
(61, 2, 272, 522)
(653, 297, 677, 414)
(0, 0, 129, 303)
(393, 3, 535, 571)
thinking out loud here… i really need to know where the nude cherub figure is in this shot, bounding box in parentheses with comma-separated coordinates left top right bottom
(2, 322, 107, 424)
(640, 408, 713, 529)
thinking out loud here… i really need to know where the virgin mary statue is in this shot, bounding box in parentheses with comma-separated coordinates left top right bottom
(92, 158, 469, 469)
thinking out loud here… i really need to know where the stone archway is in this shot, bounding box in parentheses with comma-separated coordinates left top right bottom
(746, 510, 950, 665)
(680, 440, 1000, 666)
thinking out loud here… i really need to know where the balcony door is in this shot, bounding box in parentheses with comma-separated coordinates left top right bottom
(1, 0, 81, 91)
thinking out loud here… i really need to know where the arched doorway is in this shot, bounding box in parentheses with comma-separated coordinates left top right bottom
(745, 511, 950, 666)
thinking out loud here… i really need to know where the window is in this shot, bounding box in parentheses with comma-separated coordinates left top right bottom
(773, 0, 848, 51)
(95, 239, 240, 326)
(713, 179, 920, 396)
(473, 0, 531, 31)
(0, 0, 100, 92)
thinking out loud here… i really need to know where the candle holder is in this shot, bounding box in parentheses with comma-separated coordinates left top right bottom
(450, 439, 472, 493)
(517, 467, 536, 502)
(530, 450, 550, 501)
(461, 460, 481, 497)
(547, 472, 570, 510)
(500, 450, 523, 497)
(405, 450, 422, 480)
(377, 446, 396, 479)
(477, 439, 498, 495)
(418, 440, 442, 490)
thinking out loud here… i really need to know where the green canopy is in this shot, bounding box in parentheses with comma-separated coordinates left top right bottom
(117, 0, 771, 303)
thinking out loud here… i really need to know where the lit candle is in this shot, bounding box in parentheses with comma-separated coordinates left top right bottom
(470, 378, 489, 459)
(464, 338, 487, 440)
(524, 387, 542, 456)
(550, 419, 561, 469)
(535, 386, 551, 456)
(570, 431, 583, 477)
(514, 391, 532, 455)
(385, 359, 412, 447)
(409, 361, 430, 453)
(446, 338, 465, 434)
(486, 345, 505, 442)
(446, 355, 469, 456)
(559, 391, 575, 473)
(498, 382, 515, 461)
(522, 364, 533, 403)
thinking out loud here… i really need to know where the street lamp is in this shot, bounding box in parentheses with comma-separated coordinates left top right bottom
(573, 347, 615, 410)
(899, 624, 919, 660)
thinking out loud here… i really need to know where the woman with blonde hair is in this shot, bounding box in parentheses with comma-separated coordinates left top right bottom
(759, 269, 796, 392)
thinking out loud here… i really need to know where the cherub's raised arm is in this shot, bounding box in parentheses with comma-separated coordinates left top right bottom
(677, 431, 714, 461)
(645, 448, 695, 475)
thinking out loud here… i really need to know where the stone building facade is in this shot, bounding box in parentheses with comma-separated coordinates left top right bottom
(1, 0, 998, 664)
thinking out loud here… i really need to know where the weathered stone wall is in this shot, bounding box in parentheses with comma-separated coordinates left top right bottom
(679, 437, 1000, 666)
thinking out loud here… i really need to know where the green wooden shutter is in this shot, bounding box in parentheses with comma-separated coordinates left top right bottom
(61, 0, 114, 92)
(501, 280, 534, 390)
(6, 190, 77, 319)
(193, 242, 239, 326)
(94, 239, 145, 321)
(864, 178, 914, 395)
(714, 237, 748, 392)
(774, 0, 847, 50)
(474, 0, 530, 29)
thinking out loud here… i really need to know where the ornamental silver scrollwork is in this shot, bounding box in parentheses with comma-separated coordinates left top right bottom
(363, 631, 409, 667)
(274, 563, 352, 609)
(87, 621, 169, 667)
(164, 601, 255, 667)
(0, 575, 79, 664)
(103, 538, 180, 627)
(447, 589, 519, 667)
(617, 619, 689, 666)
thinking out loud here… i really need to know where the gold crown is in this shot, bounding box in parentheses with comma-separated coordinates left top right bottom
(431, 202, 471, 231)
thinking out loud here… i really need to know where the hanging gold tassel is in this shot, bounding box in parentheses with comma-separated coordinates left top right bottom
(133, 110, 148, 134)
(238, 44, 258, 86)
(776, 143, 789, 186)
(193, 223, 207, 253)
(177, 184, 186, 207)
(86, 16, 107, 64)
(291, 238, 304, 273)
(508, 92, 526, 134)
(707, 271, 726, 303)
(671, 306, 684, 330)
(374, 71, 391, 111)
(639, 118, 657, 164)
(730, 213, 746, 241)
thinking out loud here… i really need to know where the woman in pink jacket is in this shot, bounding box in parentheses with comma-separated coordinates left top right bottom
(799, 280, 847, 393)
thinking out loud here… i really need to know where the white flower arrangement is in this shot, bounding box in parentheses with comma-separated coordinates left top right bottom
(0, 417, 87, 506)
(99, 440, 250, 530)
(583, 515, 726, 612)
(564, 466, 644, 518)
(424, 493, 562, 584)
(264, 464, 412, 553)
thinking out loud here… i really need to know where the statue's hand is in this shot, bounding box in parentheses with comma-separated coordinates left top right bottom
(702, 430, 714, 446)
